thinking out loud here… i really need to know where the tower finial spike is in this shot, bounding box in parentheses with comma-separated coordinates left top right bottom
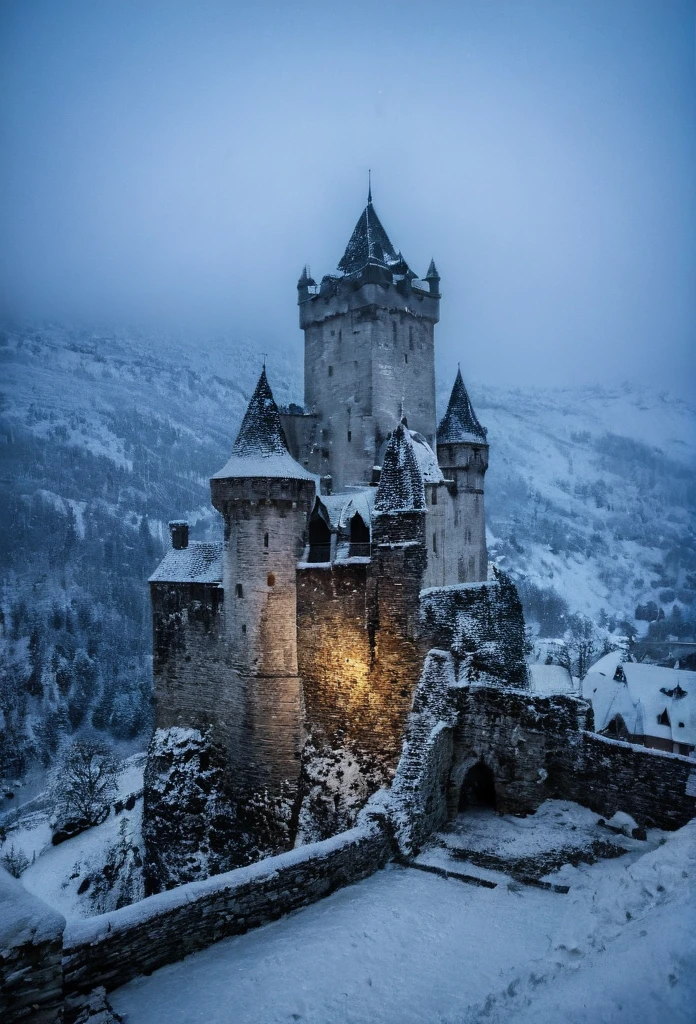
(368, 168, 372, 204)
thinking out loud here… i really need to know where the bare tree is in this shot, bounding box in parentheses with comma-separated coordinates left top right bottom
(53, 739, 119, 828)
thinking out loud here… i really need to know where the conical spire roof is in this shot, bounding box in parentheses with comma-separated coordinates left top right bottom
(337, 192, 400, 276)
(212, 368, 316, 481)
(374, 421, 426, 514)
(437, 369, 488, 445)
(425, 258, 440, 280)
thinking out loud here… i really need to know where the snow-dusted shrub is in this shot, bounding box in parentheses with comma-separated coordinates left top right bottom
(51, 739, 119, 835)
(1, 843, 29, 878)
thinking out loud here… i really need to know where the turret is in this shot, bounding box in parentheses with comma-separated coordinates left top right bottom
(372, 420, 427, 547)
(424, 258, 440, 297)
(297, 265, 315, 304)
(436, 368, 489, 583)
(210, 368, 316, 797)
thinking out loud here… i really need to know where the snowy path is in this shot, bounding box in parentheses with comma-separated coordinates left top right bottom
(110, 823, 696, 1024)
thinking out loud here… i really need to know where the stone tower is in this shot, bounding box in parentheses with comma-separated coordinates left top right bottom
(296, 187, 439, 493)
(436, 368, 489, 583)
(210, 369, 316, 803)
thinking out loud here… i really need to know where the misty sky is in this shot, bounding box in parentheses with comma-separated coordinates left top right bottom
(1, 0, 694, 394)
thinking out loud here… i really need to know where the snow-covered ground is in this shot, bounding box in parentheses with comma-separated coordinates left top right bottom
(110, 813, 696, 1024)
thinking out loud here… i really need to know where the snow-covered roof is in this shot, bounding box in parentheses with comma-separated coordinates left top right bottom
(528, 663, 576, 696)
(408, 430, 444, 484)
(212, 368, 316, 482)
(374, 422, 426, 514)
(337, 191, 412, 277)
(585, 653, 696, 747)
(437, 368, 488, 445)
(317, 488, 376, 534)
(149, 542, 222, 584)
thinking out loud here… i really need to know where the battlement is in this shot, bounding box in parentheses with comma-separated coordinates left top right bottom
(299, 274, 440, 330)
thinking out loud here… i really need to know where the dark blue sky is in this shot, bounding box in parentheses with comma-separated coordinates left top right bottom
(1, 0, 694, 393)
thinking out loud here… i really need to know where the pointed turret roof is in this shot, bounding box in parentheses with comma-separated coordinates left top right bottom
(437, 369, 488, 445)
(337, 191, 400, 276)
(425, 258, 440, 280)
(212, 368, 316, 480)
(374, 421, 426, 514)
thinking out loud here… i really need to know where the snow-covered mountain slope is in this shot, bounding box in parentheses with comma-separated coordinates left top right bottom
(476, 381, 696, 631)
(1, 323, 694, 781)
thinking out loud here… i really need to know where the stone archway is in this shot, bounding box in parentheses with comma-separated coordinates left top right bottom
(458, 760, 497, 812)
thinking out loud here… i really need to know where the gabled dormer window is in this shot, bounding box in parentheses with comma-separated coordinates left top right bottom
(657, 708, 670, 726)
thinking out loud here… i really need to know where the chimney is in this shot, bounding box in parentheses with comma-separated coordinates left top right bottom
(169, 520, 189, 550)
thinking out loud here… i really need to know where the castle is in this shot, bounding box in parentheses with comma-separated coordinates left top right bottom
(142, 190, 694, 894)
(144, 188, 500, 886)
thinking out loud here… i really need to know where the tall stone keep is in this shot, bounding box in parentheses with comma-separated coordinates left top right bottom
(297, 186, 440, 493)
(210, 369, 316, 797)
(436, 368, 489, 583)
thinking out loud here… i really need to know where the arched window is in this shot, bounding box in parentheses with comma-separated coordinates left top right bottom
(308, 515, 331, 562)
(349, 513, 370, 557)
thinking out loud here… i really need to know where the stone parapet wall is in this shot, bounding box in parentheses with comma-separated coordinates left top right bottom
(63, 820, 391, 1001)
(553, 731, 696, 830)
(0, 868, 66, 1024)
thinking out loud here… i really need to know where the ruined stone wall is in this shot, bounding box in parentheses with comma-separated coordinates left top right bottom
(63, 821, 392, 1001)
(420, 571, 529, 689)
(301, 279, 438, 491)
(389, 648, 696, 855)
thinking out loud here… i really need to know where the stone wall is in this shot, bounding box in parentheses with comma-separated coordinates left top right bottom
(63, 820, 392, 1001)
(150, 581, 226, 739)
(553, 731, 696, 830)
(296, 529, 428, 839)
(0, 867, 65, 1024)
(388, 647, 696, 854)
(420, 570, 529, 689)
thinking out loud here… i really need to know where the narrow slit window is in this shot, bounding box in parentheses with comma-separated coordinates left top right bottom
(404, 353, 408, 364)
(235, 583, 244, 598)
(431, 488, 437, 505)
(432, 533, 438, 554)
(263, 532, 269, 548)
(267, 573, 275, 587)
(347, 430, 352, 442)
(328, 365, 333, 377)
(241, 624, 246, 634)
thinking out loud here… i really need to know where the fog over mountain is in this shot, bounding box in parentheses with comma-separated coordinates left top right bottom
(1, 0, 695, 395)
